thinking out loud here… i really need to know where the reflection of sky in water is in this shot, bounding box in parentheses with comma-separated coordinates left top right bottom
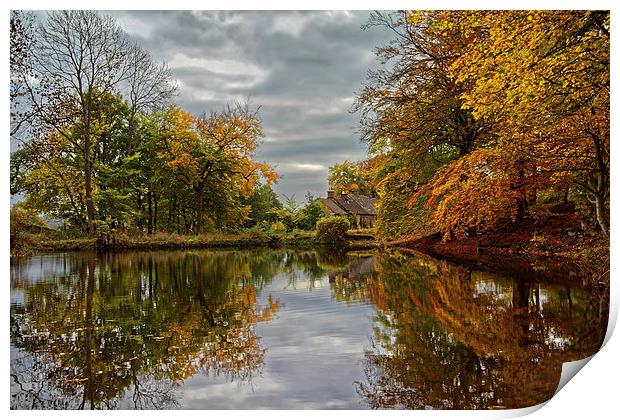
(180, 271, 375, 409)
(11, 255, 72, 283)
(10, 251, 606, 409)
(545, 327, 571, 350)
(474, 277, 553, 308)
(473, 273, 513, 302)
(11, 289, 24, 306)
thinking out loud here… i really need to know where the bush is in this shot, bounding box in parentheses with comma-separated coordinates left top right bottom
(10, 208, 47, 255)
(270, 221, 287, 233)
(315, 216, 350, 244)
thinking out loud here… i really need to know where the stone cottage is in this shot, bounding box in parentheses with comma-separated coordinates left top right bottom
(318, 190, 377, 229)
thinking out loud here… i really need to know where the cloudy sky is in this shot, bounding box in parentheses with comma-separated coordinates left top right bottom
(108, 10, 392, 202)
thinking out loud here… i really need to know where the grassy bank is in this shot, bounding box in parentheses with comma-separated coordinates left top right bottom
(13, 229, 379, 256)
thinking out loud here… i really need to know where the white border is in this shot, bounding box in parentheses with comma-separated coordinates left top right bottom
(3, 1, 618, 419)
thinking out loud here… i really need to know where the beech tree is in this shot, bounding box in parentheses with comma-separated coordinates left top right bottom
(358, 10, 610, 240)
(353, 11, 493, 168)
(447, 11, 610, 234)
(409, 149, 553, 240)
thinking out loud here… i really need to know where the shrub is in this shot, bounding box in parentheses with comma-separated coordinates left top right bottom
(270, 221, 287, 233)
(315, 216, 350, 244)
(10, 208, 47, 255)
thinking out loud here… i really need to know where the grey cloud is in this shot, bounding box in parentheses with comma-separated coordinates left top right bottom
(108, 10, 392, 200)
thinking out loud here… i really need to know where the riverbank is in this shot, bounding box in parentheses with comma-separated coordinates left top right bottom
(390, 210, 609, 287)
(13, 229, 380, 256)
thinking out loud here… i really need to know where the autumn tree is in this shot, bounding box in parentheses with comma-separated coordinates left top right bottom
(358, 10, 610, 240)
(353, 11, 493, 168)
(24, 11, 133, 233)
(157, 104, 278, 233)
(409, 149, 552, 240)
(328, 160, 373, 196)
(14, 11, 176, 235)
(447, 11, 610, 234)
(14, 131, 89, 228)
(15, 91, 138, 231)
(353, 11, 495, 240)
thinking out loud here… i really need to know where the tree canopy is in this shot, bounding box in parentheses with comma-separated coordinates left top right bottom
(10, 11, 279, 236)
(355, 10, 609, 240)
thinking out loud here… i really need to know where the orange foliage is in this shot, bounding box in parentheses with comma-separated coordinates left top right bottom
(409, 149, 552, 240)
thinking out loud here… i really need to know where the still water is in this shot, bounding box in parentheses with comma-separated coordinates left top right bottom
(10, 249, 607, 409)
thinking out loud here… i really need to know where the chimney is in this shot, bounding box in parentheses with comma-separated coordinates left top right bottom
(327, 190, 334, 198)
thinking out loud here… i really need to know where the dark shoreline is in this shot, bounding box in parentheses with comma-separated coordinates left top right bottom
(13, 226, 608, 291)
(14, 233, 380, 256)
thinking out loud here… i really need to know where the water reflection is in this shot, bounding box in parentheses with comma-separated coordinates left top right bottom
(10, 249, 607, 409)
(340, 251, 608, 409)
(10, 250, 282, 409)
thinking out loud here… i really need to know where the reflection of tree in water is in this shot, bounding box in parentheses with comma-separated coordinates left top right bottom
(278, 249, 377, 291)
(10, 250, 283, 409)
(11, 249, 607, 409)
(278, 249, 355, 290)
(334, 251, 607, 409)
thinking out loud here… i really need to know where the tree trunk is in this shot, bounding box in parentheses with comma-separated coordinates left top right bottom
(167, 194, 175, 232)
(591, 128, 609, 235)
(84, 113, 96, 235)
(195, 187, 205, 233)
(147, 191, 153, 234)
(127, 111, 135, 155)
(136, 193, 143, 232)
(153, 195, 158, 232)
(594, 192, 609, 236)
(513, 159, 527, 224)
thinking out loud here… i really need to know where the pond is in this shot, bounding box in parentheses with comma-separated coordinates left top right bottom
(10, 248, 607, 409)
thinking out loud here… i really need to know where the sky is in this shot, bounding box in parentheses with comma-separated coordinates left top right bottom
(107, 10, 393, 202)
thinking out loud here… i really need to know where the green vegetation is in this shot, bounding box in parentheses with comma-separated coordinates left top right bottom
(315, 216, 350, 245)
(11, 225, 379, 256)
(9, 11, 335, 256)
(9, 11, 287, 238)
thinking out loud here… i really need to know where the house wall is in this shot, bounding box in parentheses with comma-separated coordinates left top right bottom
(359, 215, 376, 228)
(318, 198, 376, 228)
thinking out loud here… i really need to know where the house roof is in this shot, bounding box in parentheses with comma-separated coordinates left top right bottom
(318, 198, 348, 215)
(319, 193, 377, 216)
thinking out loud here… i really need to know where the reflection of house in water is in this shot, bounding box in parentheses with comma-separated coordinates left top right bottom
(328, 256, 378, 304)
(318, 190, 377, 228)
(328, 256, 376, 284)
